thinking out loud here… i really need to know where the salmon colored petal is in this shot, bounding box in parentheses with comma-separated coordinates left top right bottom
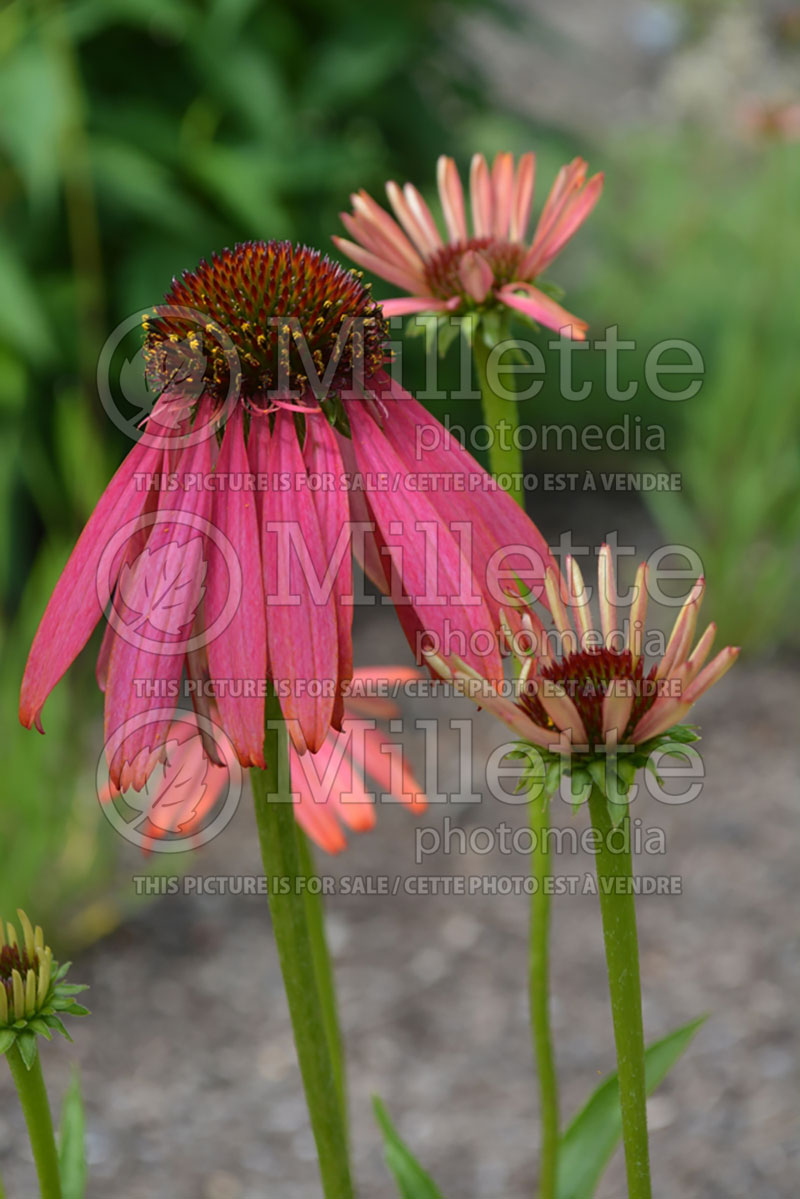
(206, 406, 267, 767)
(349, 721, 427, 812)
(264, 409, 337, 753)
(20, 437, 163, 732)
(331, 236, 425, 292)
(436, 155, 467, 241)
(510, 152, 536, 242)
(469, 154, 493, 237)
(496, 282, 588, 340)
(491, 151, 514, 239)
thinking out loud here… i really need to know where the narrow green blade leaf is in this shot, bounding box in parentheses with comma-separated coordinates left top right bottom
(557, 1016, 707, 1199)
(0, 1030, 16, 1055)
(373, 1098, 445, 1199)
(59, 1070, 87, 1199)
(15, 1030, 37, 1070)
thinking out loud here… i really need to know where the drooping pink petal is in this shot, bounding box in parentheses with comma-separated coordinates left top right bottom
(104, 426, 215, 789)
(345, 394, 504, 685)
(374, 379, 555, 623)
(436, 155, 467, 242)
(302, 413, 354, 727)
(206, 405, 267, 767)
(20, 436, 163, 732)
(263, 409, 337, 754)
(496, 281, 588, 340)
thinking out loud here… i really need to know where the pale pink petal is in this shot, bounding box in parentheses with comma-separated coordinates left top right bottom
(602, 686, 634, 740)
(496, 282, 588, 340)
(523, 173, 604, 277)
(436, 155, 467, 241)
(263, 409, 337, 754)
(458, 250, 494, 302)
(491, 151, 514, 239)
(538, 684, 588, 743)
(379, 296, 453, 317)
(350, 190, 427, 272)
(402, 183, 443, 253)
(565, 554, 593, 644)
(656, 579, 704, 679)
(331, 236, 424, 293)
(290, 740, 348, 854)
(597, 543, 618, 645)
(20, 437, 163, 732)
(510, 152, 536, 242)
(206, 405, 267, 767)
(628, 562, 650, 667)
(528, 157, 588, 258)
(385, 181, 439, 257)
(469, 154, 493, 237)
(681, 646, 739, 706)
(684, 622, 716, 684)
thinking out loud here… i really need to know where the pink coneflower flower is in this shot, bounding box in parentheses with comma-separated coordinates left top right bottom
(425, 545, 738, 756)
(21, 241, 552, 790)
(334, 152, 603, 338)
(100, 669, 426, 855)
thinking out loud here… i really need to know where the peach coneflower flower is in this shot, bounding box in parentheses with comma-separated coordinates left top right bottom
(21, 241, 552, 791)
(334, 152, 603, 338)
(425, 545, 738, 756)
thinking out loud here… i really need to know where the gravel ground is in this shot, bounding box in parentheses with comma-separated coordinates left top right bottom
(0, 492, 797, 1198)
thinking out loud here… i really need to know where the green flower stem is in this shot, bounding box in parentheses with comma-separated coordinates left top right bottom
(6, 1042, 63, 1199)
(472, 328, 525, 507)
(296, 827, 347, 1123)
(529, 792, 559, 1199)
(587, 786, 652, 1199)
(251, 693, 353, 1199)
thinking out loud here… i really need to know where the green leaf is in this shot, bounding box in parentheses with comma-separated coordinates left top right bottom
(59, 1070, 88, 1199)
(0, 1029, 16, 1054)
(373, 1097, 445, 1199)
(557, 1015, 707, 1199)
(15, 1029, 37, 1070)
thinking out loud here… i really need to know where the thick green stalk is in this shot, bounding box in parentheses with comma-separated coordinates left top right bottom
(6, 1042, 63, 1199)
(587, 786, 652, 1199)
(251, 694, 353, 1199)
(529, 793, 559, 1199)
(472, 329, 524, 507)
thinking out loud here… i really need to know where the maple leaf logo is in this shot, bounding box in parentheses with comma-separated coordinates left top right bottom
(117, 536, 207, 637)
